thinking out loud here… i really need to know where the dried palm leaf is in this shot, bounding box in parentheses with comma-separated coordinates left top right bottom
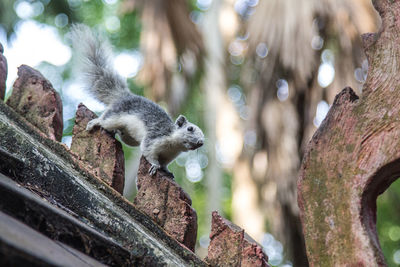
(122, 0, 204, 114)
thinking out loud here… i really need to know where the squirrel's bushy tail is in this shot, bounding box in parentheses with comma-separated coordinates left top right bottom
(70, 24, 129, 105)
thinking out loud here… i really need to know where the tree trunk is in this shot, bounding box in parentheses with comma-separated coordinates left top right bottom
(298, 1, 400, 265)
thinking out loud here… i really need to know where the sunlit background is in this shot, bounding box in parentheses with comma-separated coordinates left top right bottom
(0, 0, 399, 266)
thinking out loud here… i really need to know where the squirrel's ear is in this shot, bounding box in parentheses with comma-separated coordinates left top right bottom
(175, 115, 187, 127)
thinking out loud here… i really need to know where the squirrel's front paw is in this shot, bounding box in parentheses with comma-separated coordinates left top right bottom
(149, 164, 160, 176)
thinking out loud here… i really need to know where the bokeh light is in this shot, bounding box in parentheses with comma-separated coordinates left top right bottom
(388, 226, 400, 241)
(276, 79, 289, 102)
(103, 0, 118, 5)
(311, 35, 324, 50)
(318, 63, 335, 88)
(55, 13, 69, 28)
(197, 0, 213, 11)
(105, 16, 121, 32)
(313, 100, 329, 127)
(262, 233, 285, 266)
(114, 51, 143, 78)
(394, 250, 400, 265)
(256, 42, 268, 58)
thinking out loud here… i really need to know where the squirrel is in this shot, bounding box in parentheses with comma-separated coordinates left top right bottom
(70, 24, 204, 175)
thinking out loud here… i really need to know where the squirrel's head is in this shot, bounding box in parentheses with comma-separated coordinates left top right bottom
(174, 115, 204, 151)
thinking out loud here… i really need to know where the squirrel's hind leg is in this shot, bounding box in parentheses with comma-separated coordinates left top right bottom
(86, 118, 102, 131)
(117, 129, 140, 146)
(86, 109, 108, 132)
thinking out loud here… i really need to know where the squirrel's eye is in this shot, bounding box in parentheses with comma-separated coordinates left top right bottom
(187, 126, 194, 132)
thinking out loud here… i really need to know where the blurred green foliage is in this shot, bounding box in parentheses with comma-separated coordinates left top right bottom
(377, 178, 400, 267)
(62, 116, 75, 137)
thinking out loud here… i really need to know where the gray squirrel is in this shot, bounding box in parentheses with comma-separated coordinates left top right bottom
(70, 24, 204, 175)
